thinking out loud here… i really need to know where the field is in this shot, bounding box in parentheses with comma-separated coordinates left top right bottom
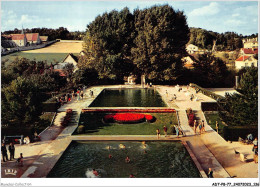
(1, 52, 79, 65)
(1, 41, 83, 65)
(75, 112, 178, 135)
(22, 41, 83, 53)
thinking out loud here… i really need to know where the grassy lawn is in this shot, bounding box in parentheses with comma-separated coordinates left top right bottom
(1, 112, 55, 137)
(75, 112, 178, 135)
(204, 112, 226, 138)
(1, 52, 79, 65)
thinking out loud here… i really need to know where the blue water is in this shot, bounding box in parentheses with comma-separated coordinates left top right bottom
(89, 89, 167, 107)
(47, 141, 201, 178)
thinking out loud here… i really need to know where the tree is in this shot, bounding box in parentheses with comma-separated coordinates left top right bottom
(2, 77, 44, 130)
(192, 53, 229, 87)
(131, 5, 189, 81)
(218, 67, 258, 126)
(80, 7, 135, 80)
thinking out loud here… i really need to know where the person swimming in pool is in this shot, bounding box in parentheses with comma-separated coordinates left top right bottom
(125, 156, 130, 163)
(93, 169, 99, 176)
(119, 144, 126, 149)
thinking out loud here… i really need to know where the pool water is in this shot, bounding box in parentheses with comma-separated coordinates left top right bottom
(89, 89, 167, 107)
(47, 141, 201, 178)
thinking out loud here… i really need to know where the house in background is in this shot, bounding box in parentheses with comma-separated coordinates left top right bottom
(182, 55, 198, 69)
(54, 53, 79, 72)
(25, 33, 41, 45)
(240, 48, 258, 56)
(40, 36, 48, 43)
(9, 34, 27, 46)
(242, 37, 258, 49)
(235, 55, 257, 70)
(186, 44, 199, 54)
(2, 33, 42, 47)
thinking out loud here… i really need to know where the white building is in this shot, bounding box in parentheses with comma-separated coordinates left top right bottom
(186, 44, 199, 54)
(235, 55, 257, 70)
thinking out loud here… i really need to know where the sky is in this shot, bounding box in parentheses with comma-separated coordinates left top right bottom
(1, 1, 259, 35)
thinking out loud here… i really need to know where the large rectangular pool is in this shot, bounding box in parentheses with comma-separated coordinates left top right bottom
(89, 88, 167, 107)
(47, 141, 201, 178)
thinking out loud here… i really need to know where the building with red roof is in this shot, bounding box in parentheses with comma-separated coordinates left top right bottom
(235, 55, 257, 70)
(3, 33, 42, 47)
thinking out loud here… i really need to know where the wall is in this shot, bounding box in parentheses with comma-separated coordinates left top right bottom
(1, 40, 57, 56)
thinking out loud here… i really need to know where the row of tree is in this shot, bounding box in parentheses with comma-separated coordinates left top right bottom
(2, 27, 85, 41)
(189, 27, 258, 51)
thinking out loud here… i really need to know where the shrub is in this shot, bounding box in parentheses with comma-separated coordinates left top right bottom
(223, 126, 258, 141)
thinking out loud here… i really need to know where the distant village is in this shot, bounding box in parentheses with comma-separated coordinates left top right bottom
(183, 37, 258, 70)
(1, 28, 258, 78)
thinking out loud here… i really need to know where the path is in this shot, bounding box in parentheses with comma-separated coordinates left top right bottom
(157, 85, 258, 178)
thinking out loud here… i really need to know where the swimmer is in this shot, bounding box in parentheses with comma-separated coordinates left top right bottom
(93, 169, 99, 176)
(144, 150, 147, 154)
(125, 156, 130, 163)
(142, 141, 146, 145)
(109, 154, 112, 159)
(119, 144, 126, 149)
(129, 174, 135, 178)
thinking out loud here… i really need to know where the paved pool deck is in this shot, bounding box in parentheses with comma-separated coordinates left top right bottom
(1, 84, 258, 178)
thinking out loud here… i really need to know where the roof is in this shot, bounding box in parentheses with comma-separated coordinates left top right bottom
(62, 53, 78, 63)
(53, 69, 66, 77)
(40, 36, 48, 41)
(25, 33, 39, 41)
(11, 34, 25, 40)
(236, 56, 250, 61)
(241, 48, 254, 54)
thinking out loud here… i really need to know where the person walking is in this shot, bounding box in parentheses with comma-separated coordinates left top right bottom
(207, 168, 213, 178)
(201, 120, 205, 133)
(198, 121, 202, 135)
(17, 153, 23, 166)
(80, 90, 84, 100)
(1, 143, 8, 162)
(156, 129, 160, 139)
(163, 126, 168, 137)
(215, 121, 219, 134)
(194, 120, 198, 134)
(175, 125, 179, 138)
(8, 142, 15, 160)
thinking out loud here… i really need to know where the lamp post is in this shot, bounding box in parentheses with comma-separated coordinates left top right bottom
(235, 76, 239, 89)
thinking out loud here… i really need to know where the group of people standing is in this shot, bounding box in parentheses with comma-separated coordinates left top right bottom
(1, 143, 15, 162)
(156, 125, 183, 139)
(193, 120, 206, 134)
(56, 86, 91, 106)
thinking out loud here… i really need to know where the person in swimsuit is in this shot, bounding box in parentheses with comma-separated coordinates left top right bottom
(156, 129, 160, 139)
(93, 169, 99, 176)
(125, 156, 130, 163)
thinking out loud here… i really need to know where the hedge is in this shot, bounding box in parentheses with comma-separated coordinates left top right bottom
(201, 102, 220, 111)
(223, 126, 258, 141)
(42, 102, 60, 112)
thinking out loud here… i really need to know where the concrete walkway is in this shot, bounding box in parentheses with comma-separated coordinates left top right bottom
(157, 85, 258, 178)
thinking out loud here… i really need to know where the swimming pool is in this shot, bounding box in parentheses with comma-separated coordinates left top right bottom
(89, 89, 167, 107)
(47, 141, 201, 178)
